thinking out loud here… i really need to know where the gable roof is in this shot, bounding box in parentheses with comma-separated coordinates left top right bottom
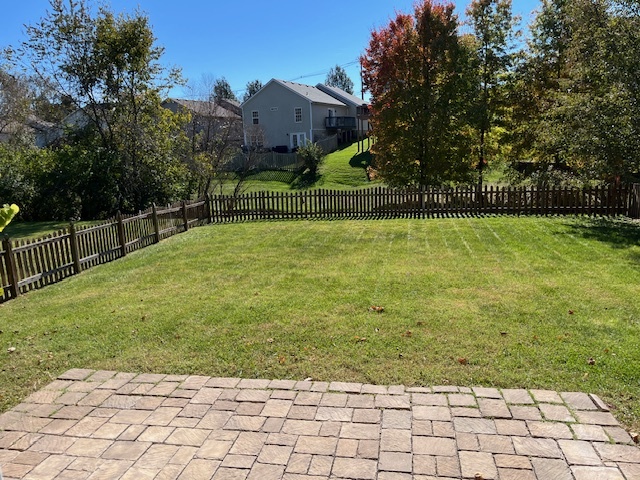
(255, 79, 346, 107)
(315, 84, 367, 107)
(164, 98, 240, 119)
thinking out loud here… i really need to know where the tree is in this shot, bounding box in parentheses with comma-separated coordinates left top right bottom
(8, 0, 190, 217)
(557, 0, 640, 182)
(361, 0, 476, 187)
(212, 77, 238, 102)
(325, 65, 354, 94)
(183, 78, 243, 196)
(466, 0, 518, 187)
(509, 0, 640, 184)
(508, 0, 573, 176)
(242, 79, 263, 102)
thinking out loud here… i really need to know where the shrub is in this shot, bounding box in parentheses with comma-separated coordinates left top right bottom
(297, 141, 326, 176)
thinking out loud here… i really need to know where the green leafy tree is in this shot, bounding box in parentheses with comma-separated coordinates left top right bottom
(325, 65, 354, 95)
(12, 0, 190, 217)
(509, 0, 640, 184)
(558, 0, 640, 182)
(242, 79, 263, 102)
(466, 0, 519, 187)
(361, 0, 476, 187)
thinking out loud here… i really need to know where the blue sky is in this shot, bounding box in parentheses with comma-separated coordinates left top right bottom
(1, 0, 540, 100)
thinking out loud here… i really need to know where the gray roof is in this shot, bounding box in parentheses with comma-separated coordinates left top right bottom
(164, 98, 240, 118)
(315, 84, 367, 107)
(275, 79, 346, 106)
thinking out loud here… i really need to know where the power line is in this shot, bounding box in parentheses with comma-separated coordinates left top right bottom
(230, 58, 362, 99)
(288, 59, 360, 82)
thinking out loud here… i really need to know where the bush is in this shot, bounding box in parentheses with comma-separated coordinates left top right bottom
(297, 141, 326, 176)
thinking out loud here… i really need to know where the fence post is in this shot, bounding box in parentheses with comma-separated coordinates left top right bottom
(205, 194, 212, 224)
(2, 237, 20, 299)
(68, 223, 82, 274)
(630, 183, 640, 219)
(116, 212, 127, 258)
(182, 201, 189, 231)
(151, 204, 161, 243)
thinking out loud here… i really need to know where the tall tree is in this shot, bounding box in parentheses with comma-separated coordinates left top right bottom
(466, 0, 518, 187)
(242, 79, 263, 102)
(0, 68, 31, 140)
(325, 65, 354, 94)
(212, 77, 238, 102)
(13, 0, 189, 217)
(508, 0, 573, 176)
(510, 0, 640, 183)
(361, 0, 476, 187)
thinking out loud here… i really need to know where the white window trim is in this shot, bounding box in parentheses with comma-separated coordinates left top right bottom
(252, 110, 259, 125)
(290, 132, 307, 149)
(294, 107, 303, 123)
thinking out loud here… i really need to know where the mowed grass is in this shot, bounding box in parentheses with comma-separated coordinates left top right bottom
(1, 216, 639, 429)
(220, 142, 373, 194)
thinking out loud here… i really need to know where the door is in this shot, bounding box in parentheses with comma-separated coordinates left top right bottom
(291, 132, 306, 149)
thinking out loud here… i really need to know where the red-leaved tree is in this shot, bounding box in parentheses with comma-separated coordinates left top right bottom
(361, 0, 477, 187)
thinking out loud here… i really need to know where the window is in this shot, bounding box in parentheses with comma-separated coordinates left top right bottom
(252, 111, 259, 125)
(294, 107, 303, 123)
(291, 132, 306, 149)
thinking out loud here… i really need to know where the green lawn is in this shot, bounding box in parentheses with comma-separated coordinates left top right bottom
(218, 142, 374, 194)
(1, 216, 639, 430)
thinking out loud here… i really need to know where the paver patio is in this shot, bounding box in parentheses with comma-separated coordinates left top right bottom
(0, 369, 639, 479)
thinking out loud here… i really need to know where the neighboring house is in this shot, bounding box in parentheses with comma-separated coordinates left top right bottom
(314, 83, 370, 141)
(0, 115, 59, 148)
(241, 79, 370, 152)
(161, 98, 243, 150)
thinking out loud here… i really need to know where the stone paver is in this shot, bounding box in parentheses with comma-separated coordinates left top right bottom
(0, 370, 638, 479)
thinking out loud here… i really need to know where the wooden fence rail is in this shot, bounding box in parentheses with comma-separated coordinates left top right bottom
(210, 184, 637, 222)
(1, 198, 209, 303)
(1, 184, 637, 303)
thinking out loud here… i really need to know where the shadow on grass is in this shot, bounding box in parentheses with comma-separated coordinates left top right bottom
(291, 170, 320, 189)
(3, 221, 70, 240)
(350, 150, 373, 169)
(566, 217, 640, 250)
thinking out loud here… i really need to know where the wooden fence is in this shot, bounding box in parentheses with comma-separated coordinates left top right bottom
(1, 184, 637, 303)
(210, 184, 637, 222)
(1, 198, 209, 303)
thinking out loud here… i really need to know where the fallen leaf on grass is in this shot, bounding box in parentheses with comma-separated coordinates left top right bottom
(401, 331, 412, 338)
(266, 338, 274, 343)
(500, 331, 508, 336)
(587, 357, 596, 365)
(568, 310, 574, 315)
(354, 336, 367, 343)
(278, 355, 286, 365)
(457, 357, 468, 365)
(7, 347, 16, 353)
(369, 306, 384, 313)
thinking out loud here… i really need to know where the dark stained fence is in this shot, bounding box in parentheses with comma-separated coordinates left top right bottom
(1, 198, 209, 303)
(210, 184, 636, 222)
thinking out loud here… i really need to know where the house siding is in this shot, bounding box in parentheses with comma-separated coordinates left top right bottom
(242, 81, 312, 149)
